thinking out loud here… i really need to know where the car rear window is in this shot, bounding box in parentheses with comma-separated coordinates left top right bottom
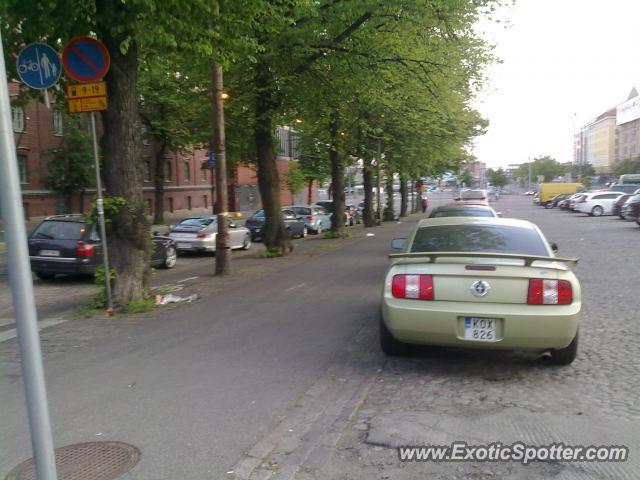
(410, 224, 549, 256)
(430, 208, 495, 218)
(291, 207, 311, 215)
(253, 210, 265, 218)
(179, 218, 215, 226)
(460, 190, 486, 200)
(31, 221, 88, 240)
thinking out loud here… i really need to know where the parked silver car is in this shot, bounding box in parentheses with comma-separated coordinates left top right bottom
(169, 216, 252, 253)
(289, 206, 332, 234)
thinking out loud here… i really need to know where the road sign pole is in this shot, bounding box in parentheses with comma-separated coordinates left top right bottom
(89, 111, 113, 312)
(0, 32, 58, 480)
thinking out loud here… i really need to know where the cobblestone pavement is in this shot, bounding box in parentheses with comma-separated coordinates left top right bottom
(230, 194, 640, 480)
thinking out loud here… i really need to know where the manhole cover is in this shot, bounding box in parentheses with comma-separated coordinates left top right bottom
(5, 441, 140, 480)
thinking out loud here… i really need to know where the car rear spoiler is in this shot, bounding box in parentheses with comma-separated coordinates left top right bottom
(388, 251, 578, 267)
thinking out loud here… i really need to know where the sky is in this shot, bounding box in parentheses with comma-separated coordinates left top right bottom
(472, 0, 640, 169)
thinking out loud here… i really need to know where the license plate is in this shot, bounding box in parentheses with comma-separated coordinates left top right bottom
(177, 243, 192, 249)
(39, 250, 60, 257)
(464, 317, 498, 342)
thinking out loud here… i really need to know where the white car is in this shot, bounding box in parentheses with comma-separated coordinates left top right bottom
(573, 191, 625, 216)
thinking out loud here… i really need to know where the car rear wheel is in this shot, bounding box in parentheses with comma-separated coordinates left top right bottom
(544, 202, 553, 209)
(591, 205, 604, 216)
(315, 224, 322, 235)
(242, 234, 252, 250)
(161, 245, 177, 269)
(301, 226, 308, 238)
(35, 271, 56, 280)
(549, 331, 578, 365)
(380, 314, 411, 356)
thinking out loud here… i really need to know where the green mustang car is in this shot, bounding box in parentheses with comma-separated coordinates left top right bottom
(381, 217, 581, 365)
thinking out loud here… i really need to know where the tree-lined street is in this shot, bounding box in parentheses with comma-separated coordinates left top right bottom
(2, 193, 638, 479)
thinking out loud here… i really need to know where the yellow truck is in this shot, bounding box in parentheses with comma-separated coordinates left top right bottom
(538, 183, 585, 207)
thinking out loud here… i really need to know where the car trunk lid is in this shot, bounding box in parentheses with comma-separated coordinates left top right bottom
(389, 252, 576, 305)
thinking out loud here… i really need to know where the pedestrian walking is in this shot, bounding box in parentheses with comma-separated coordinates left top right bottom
(421, 196, 428, 213)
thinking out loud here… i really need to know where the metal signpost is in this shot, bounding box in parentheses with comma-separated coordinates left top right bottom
(62, 37, 113, 312)
(3, 37, 59, 479)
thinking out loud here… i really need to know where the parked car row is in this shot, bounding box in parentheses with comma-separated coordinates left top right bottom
(536, 187, 640, 226)
(28, 215, 177, 280)
(246, 201, 364, 242)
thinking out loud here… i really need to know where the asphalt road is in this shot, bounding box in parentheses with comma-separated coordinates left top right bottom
(0, 201, 416, 478)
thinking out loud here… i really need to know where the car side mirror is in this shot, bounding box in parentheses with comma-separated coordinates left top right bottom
(391, 238, 406, 250)
(550, 242, 558, 253)
(229, 221, 237, 228)
(169, 224, 175, 231)
(496, 212, 503, 217)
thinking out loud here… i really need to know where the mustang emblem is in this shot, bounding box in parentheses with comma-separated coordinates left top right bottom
(470, 280, 491, 297)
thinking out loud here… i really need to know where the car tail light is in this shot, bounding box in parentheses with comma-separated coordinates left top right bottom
(527, 279, 572, 305)
(306, 215, 315, 221)
(197, 233, 212, 239)
(391, 274, 434, 300)
(75, 241, 94, 257)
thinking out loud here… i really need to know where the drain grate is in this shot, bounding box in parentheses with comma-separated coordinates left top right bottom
(5, 441, 140, 480)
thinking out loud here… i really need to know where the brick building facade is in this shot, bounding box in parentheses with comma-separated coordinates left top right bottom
(10, 84, 315, 220)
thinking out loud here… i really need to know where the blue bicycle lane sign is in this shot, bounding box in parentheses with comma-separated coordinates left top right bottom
(16, 43, 62, 90)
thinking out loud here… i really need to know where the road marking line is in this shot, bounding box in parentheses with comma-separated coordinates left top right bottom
(177, 276, 199, 283)
(285, 282, 307, 292)
(0, 317, 68, 344)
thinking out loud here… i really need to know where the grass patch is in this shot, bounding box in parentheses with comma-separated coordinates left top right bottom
(121, 298, 157, 314)
(323, 231, 352, 239)
(74, 305, 98, 319)
(256, 248, 284, 258)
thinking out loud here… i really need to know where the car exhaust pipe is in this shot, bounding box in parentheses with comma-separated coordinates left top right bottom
(540, 350, 552, 362)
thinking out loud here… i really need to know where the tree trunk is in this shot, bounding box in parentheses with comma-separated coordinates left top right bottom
(97, 1, 150, 305)
(254, 57, 290, 254)
(329, 110, 345, 234)
(307, 179, 313, 205)
(153, 143, 166, 224)
(383, 173, 395, 221)
(399, 173, 408, 217)
(362, 158, 375, 227)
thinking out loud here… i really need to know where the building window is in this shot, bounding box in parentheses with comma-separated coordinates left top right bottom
(17, 154, 28, 183)
(141, 125, 150, 146)
(183, 161, 191, 183)
(168, 197, 174, 213)
(147, 198, 153, 214)
(203, 195, 208, 209)
(200, 165, 207, 182)
(164, 160, 172, 181)
(53, 110, 64, 136)
(12, 106, 25, 132)
(143, 160, 151, 182)
(187, 196, 192, 210)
